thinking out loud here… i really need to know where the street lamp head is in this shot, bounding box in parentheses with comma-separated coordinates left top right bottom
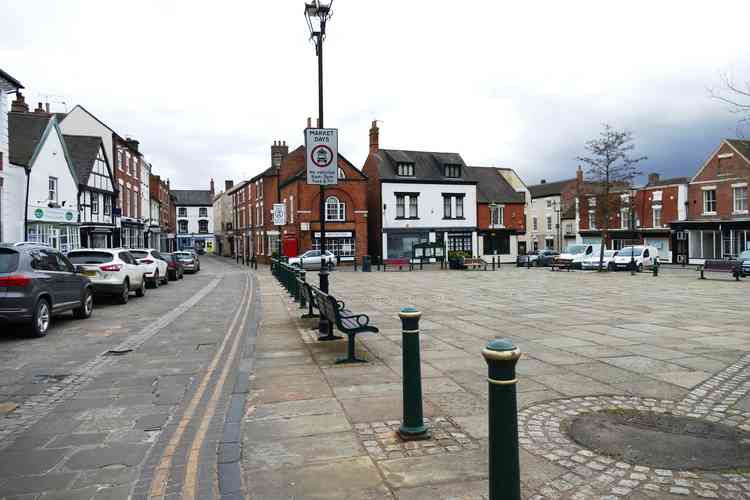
(305, 0, 333, 39)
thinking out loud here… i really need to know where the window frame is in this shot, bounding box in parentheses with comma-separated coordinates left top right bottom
(703, 189, 717, 215)
(733, 185, 748, 214)
(396, 194, 406, 219)
(48, 176, 58, 202)
(325, 196, 345, 222)
(396, 163, 414, 177)
(444, 164, 461, 178)
(178, 207, 187, 218)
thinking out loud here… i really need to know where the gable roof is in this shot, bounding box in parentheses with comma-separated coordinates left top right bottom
(377, 149, 471, 183)
(225, 180, 250, 195)
(171, 190, 213, 206)
(464, 166, 524, 203)
(527, 178, 575, 198)
(691, 139, 750, 182)
(8, 113, 54, 167)
(63, 135, 107, 187)
(0, 68, 23, 90)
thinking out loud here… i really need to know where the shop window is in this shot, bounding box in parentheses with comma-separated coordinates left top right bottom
(313, 237, 355, 258)
(483, 233, 510, 255)
(447, 232, 472, 253)
(387, 232, 427, 260)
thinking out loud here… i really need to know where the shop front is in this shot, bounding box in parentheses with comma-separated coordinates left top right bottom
(80, 225, 114, 248)
(177, 234, 215, 253)
(479, 229, 517, 263)
(671, 220, 750, 263)
(120, 218, 145, 248)
(25, 205, 81, 253)
(383, 229, 478, 260)
(313, 231, 356, 261)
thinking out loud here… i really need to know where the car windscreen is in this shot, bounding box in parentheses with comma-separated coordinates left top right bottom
(67, 251, 114, 264)
(564, 245, 587, 254)
(603, 251, 617, 257)
(618, 248, 642, 257)
(739, 250, 750, 260)
(130, 251, 149, 259)
(0, 248, 20, 273)
(175, 253, 193, 260)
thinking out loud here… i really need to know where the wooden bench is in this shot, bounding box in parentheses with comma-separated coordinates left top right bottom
(382, 258, 412, 271)
(699, 259, 741, 281)
(463, 258, 487, 271)
(312, 287, 379, 364)
(551, 258, 573, 272)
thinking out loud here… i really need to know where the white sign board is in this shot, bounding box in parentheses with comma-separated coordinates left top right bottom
(305, 128, 338, 185)
(272, 203, 286, 226)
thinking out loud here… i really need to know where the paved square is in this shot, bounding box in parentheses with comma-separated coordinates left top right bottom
(244, 266, 750, 499)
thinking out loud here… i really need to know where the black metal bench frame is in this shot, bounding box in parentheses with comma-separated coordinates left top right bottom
(551, 260, 573, 272)
(382, 258, 413, 271)
(312, 288, 379, 364)
(700, 260, 741, 281)
(463, 258, 488, 271)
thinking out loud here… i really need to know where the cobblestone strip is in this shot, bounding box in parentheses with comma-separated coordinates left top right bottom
(519, 395, 750, 499)
(0, 274, 225, 450)
(681, 353, 750, 420)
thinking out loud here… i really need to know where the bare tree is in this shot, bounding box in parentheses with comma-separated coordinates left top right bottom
(709, 72, 750, 134)
(577, 124, 646, 271)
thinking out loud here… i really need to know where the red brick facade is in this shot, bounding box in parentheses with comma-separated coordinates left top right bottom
(477, 202, 525, 231)
(688, 141, 750, 220)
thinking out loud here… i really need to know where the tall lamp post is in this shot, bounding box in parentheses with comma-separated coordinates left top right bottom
(629, 187, 637, 275)
(306, 1, 338, 340)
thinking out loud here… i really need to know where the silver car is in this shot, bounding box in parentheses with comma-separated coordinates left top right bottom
(287, 250, 336, 270)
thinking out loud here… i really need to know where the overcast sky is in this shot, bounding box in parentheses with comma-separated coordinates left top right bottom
(3, 1, 750, 190)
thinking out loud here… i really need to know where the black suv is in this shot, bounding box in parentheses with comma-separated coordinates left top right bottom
(0, 244, 94, 337)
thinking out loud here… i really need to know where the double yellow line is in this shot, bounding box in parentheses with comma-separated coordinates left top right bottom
(149, 274, 253, 499)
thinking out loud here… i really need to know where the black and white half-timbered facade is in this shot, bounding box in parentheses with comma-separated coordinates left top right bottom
(63, 135, 117, 248)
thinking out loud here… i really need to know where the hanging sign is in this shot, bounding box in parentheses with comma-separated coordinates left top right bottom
(305, 128, 338, 185)
(272, 203, 286, 226)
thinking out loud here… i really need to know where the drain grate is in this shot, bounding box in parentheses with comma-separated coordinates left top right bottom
(32, 374, 69, 384)
(104, 349, 133, 356)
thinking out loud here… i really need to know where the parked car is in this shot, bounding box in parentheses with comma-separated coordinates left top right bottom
(611, 245, 659, 272)
(0, 244, 94, 337)
(189, 249, 202, 268)
(737, 250, 750, 277)
(581, 249, 619, 270)
(288, 250, 336, 270)
(516, 251, 539, 267)
(130, 249, 169, 288)
(516, 250, 559, 267)
(174, 251, 199, 273)
(556, 244, 601, 270)
(66, 249, 147, 303)
(162, 253, 185, 281)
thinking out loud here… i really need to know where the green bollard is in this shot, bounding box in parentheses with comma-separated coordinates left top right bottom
(299, 270, 307, 309)
(653, 260, 659, 277)
(398, 307, 430, 441)
(482, 339, 522, 500)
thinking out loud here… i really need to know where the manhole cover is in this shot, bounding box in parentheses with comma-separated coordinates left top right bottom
(32, 374, 68, 384)
(567, 409, 750, 470)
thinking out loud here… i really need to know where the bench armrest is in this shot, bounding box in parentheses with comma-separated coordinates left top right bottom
(340, 312, 371, 328)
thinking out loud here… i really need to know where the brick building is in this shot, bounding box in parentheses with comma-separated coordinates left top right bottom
(227, 179, 250, 260)
(526, 175, 579, 253)
(150, 174, 174, 251)
(114, 136, 145, 248)
(465, 166, 526, 263)
(671, 139, 750, 262)
(278, 144, 369, 263)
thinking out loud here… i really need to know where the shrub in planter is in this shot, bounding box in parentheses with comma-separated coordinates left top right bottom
(448, 251, 471, 269)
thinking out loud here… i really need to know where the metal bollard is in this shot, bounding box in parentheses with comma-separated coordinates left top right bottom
(653, 260, 659, 277)
(398, 307, 430, 441)
(354, 256, 358, 272)
(492, 256, 496, 271)
(299, 270, 307, 309)
(482, 339, 522, 500)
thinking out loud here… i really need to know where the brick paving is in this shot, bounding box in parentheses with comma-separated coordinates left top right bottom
(242, 265, 750, 499)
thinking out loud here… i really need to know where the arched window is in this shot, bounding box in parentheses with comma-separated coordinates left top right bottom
(338, 167, 345, 179)
(325, 196, 345, 221)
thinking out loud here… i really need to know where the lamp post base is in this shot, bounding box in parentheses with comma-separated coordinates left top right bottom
(398, 425, 431, 442)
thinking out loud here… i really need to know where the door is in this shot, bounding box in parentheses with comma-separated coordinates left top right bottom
(119, 251, 142, 287)
(30, 249, 61, 305)
(53, 251, 82, 306)
(282, 238, 298, 258)
(49, 228, 60, 251)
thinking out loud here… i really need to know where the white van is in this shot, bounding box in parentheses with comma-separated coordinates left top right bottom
(612, 245, 659, 272)
(558, 244, 601, 269)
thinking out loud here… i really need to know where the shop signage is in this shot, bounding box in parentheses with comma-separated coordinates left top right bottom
(314, 231, 352, 238)
(28, 206, 79, 224)
(305, 128, 338, 185)
(272, 203, 286, 226)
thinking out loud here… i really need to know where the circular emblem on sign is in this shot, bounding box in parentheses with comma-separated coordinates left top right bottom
(34, 208, 44, 219)
(65, 211, 73, 221)
(310, 144, 334, 168)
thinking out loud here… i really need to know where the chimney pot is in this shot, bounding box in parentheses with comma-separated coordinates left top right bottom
(540, 179, 546, 184)
(648, 173, 659, 185)
(10, 92, 29, 113)
(225, 180, 234, 191)
(210, 178, 215, 193)
(307, 117, 312, 128)
(369, 120, 380, 154)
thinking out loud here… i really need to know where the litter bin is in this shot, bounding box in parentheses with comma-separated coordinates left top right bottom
(362, 255, 372, 272)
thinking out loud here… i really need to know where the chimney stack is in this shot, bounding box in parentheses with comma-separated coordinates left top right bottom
(210, 178, 215, 194)
(34, 102, 47, 115)
(648, 173, 659, 185)
(271, 140, 289, 168)
(225, 180, 234, 191)
(45, 102, 50, 113)
(576, 165, 583, 184)
(11, 92, 29, 113)
(306, 117, 312, 128)
(369, 120, 379, 154)
(125, 138, 140, 152)
(540, 179, 546, 184)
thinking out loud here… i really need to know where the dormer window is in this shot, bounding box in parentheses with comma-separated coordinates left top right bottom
(397, 162, 414, 177)
(444, 164, 461, 178)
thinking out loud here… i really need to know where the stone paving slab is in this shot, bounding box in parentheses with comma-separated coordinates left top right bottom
(242, 265, 750, 499)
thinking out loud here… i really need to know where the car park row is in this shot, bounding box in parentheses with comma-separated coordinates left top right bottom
(0, 243, 202, 337)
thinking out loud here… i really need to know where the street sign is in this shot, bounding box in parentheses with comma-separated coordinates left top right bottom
(305, 128, 338, 185)
(272, 203, 286, 226)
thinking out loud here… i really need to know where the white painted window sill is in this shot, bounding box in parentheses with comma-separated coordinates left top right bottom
(702, 212, 717, 216)
(732, 210, 749, 215)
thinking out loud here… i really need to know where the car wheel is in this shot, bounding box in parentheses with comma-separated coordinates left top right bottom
(116, 280, 130, 304)
(179, 271, 184, 280)
(136, 277, 147, 297)
(153, 271, 160, 288)
(162, 273, 169, 285)
(73, 289, 93, 319)
(637, 263, 643, 273)
(29, 298, 51, 337)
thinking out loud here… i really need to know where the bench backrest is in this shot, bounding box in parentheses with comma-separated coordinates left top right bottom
(385, 258, 408, 265)
(704, 259, 738, 270)
(313, 288, 339, 323)
(464, 258, 482, 264)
